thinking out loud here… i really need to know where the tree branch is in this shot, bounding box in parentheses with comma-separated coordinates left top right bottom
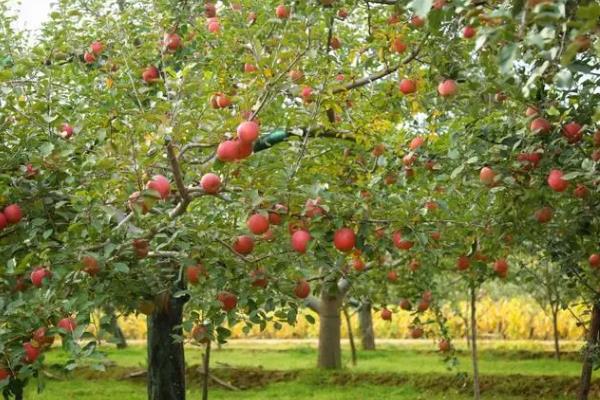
(304, 296, 321, 314)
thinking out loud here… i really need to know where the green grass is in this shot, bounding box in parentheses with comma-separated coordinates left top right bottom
(35, 341, 593, 400)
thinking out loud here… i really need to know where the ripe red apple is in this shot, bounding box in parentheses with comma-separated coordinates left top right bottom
(0, 368, 10, 380)
(493, 259, 509, 278)
(410, 16, 425, 27)
(438, 79, 458, 97)
(250, 268, 268, 288)
(83, 52, 96, 64)
(562, 122, 582, 143)
(207, 18, 221, 33)
(0, 213, 7, 230)
(200, 173, 221, 194)
(372, 144, 385, 156)
(409, 136, 425, 150)
(411, 327, 424, 339)
(547, 169, 569, 192)
(399, 299, 411, 311)
(479, 166, 495, 186)
(22, 342, 40, 363)
(291, 230, 311, 253)
(530, 117, 551, 134)
(142, 66, 160, 83)
(90, 40, 104, 54)
(391, 37, 407, 54)
(301, 86, 313, 102)
(192, 324, 210, 344)
(534, 207, 553, 223)
(82, 255, 100, 276)
(574, 184, 589, 199)
(244, 63, 257, 73)
(333, 227, 356, 252)
(399, 79, 416, 95)
(387, 270, 398, 282)
(211, 93, 232, 108)
(164, 33, 182, 51)
(457, 256, 470, 271)
(3, 204, 22, 224)
(247, 213, 270, 235)
(275, 4, 289, 19)
(217, 291, 237, 311)
(233, 235, 254, 255)
(60, 123, 74, 138)
(430, 231, 441, 241)
(304, 198, 325, 218)
(187, 264, 206, 285)
(217, 140, 240, 162)
(289, 69, 303, 82)
(337, 8, 348, 19)
(463, 26, 476, 39)
(330, 37, 341, 50)
(589, 253, 600, 268)
(417, 300, 430, 312)
(381, 308, 392, 321)
(25, 163, 38, 178)
(57, 317, 77, 333)
(204, 3, 216, 17)
(438, 339, 451, 352)
(409, 259, 421, 272)
(352, 257, 365, 271)
(392, 231, 414, 250)
(294, 280, 311, 298)
(146, 175, 171, 200)
(30, 267, 50, 287)
(237, 121, 260, 143)
(236, 140, 253, 159)
(32, 327, 54, 348)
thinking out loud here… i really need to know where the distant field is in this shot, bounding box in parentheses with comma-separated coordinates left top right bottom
(28, 340, 600, 400)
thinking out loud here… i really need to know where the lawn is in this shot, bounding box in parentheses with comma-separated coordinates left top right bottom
(30, 340, 597, 400)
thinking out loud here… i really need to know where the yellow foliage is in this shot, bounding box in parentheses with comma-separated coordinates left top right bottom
(115, 297, 585, 341)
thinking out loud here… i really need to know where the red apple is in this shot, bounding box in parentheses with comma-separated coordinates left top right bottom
(217, 291, 237, 311)
(574, 184, 589, 199)
(330, 37, 341, 50)
(275, 5, 289, 19)
(410, 16, 425, 27)
(391, 37, 407, 54)
(589, 253, 600, 268)
(430, 231, 441, 241)
(289, 70, 303, 82)
(294, 280, 311, 298)
(547, 169, 569, 192)
(409, 259, 421, 271)
(525, 106, 539, 117)
(381, 308, 392, 321)
(352, 257, 365, 271)
(493, 259, 509, 278)
(207, 19, 220, 33)
(438, 79, 458, 97)
(146, 175, 171, 200)
(409, 136, 425, 150)
(387, 270, 398, 282)
(593, 131, 600, 147)
(22, 342, 40, 363)
(438, 339, 451, 352)
(142, 66, 160, 83)
(304, 198, 325, 218)
(479, 166, 495, 186)
(457, 256, 470, 271)
(333, 227, 356, 252)
(204, 3, 216, 17)
(337, 8, 348, 19)
(83, 52, 96, 64)
(535, 207, 553, 223)
(82, 255, 100, 276)
(530, 118, 552, 134)
(463, 26, 476, 39)
(192, 324, 210, 344)
(164, 33, 182, 51)
(244, 63, 257, 73)
(187, 264, 206, 285)
(3, 204, 22, 224)
(250, 268, 268, 288)
(30, 267, 50, 287)
(0, 368, 10, 380)
(60, 123, 74, 138)
(247, 213, 270, 235)
(417, 300, 429, 312)
(562, 122, 582, 143)
(0, 213, 7, 230)
(291, 230, 311, 253)
(90, 41, 104, 54)
(301, 86, 313, 102)
(57, 317, 77, 333)
(237, 121, 260, 143)
(411, 327, 424, 338)
(400, 299, 411, 310)
(399, 79, 416, 95)
(200, 173, 221, 194)
(236, 140, 254, 159)
(216, 140, 240, 162)
(392, 231, 414, 250)
(233, 235, 254, 255)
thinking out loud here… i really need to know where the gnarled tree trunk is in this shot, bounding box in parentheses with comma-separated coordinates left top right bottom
(578, 302, 600, 400)
(358, 301, 376, 351)
(147, 294, 187, 400)
(318, 290, 342, 369)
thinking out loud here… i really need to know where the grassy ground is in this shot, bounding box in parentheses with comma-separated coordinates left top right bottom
(28, 340, 597, 400)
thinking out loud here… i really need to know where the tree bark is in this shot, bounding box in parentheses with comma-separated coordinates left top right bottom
(358, 301, 376, 351)
(578, 302, 600, 400)
(317, 290, 342, 369)
(342, 305, 357, 366)
(202, 341, 211, 400)
(470, 285, 481, 400)
(147, 294, 187, 400)
(110, 312, 128, 349)
(551, 306, 560, 361)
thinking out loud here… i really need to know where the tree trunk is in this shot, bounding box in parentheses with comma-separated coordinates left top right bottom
(470, 285, 481, 400)
(551, 306, 560, 361)
(147, 294, 187, 400)
(110, 312, 128, 349)
(342, 305, 357, 366)
(318, 291, 342, 369)
(578, 302, 600, 400)
(202, 341, 211, 400)
(358, 301, 376, 351)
